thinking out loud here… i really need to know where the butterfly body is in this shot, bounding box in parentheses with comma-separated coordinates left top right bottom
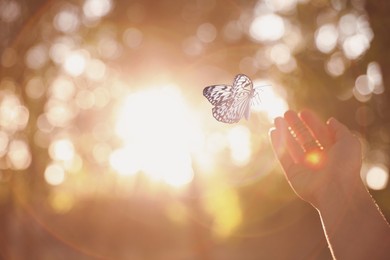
(203, 74, 260, 124)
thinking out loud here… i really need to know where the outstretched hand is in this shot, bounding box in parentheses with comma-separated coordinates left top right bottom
(269, 110, 362, 208)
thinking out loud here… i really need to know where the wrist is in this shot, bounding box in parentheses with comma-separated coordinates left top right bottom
(314, 173, 367, 212)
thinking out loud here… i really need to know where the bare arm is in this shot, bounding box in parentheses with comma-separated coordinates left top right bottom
(269, 110, 390, 259)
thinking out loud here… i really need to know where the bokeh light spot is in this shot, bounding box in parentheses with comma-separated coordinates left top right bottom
(0, 1, 21, 23)
(25, 44, 49, 70)
(270, 43, 291, 65)
(265, 0, 298, 12)
(0, 93, 29, 132)
(49, 139, 75, 162)
(63, 50, 88, 76)
(54, 8, 80, 33)
(49, 76, 76, 101)
(354, 74, 373, 96)
(366, 164, 389, 190)
(326, 53, 346, 77)
(45, 100, 76, 127)
(49, 37, 74, 65)
(0, 131, 9, 157)
(26, 76, 46, 100)
(223, 20, 243, 42)
(197, 23, 217, 43)
(315, 24, 338, 53)
(123, 28, 143, 49)
(83, 0, 113, 20)
(182, 36, 203, 56)
(249, 14, 285, 42)
(85, 59, 107, 81)
(367, 62, 384, 94)
(342, 34, 370, 60)
(44, 163, 66, 186)
(7, 140, 31, 170)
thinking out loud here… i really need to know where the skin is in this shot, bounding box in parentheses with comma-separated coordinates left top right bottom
(269, 110, 390, 260)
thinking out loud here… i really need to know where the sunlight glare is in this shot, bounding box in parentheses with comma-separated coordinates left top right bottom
(113, 85, 203, 187)
(110, 147, 140, 176)
(196, 133, 227, 172)
(227, 126, 251, 166)
(251, 80, 288, 121)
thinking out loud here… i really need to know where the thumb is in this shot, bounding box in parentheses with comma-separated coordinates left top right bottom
(327, 117, 351, 142)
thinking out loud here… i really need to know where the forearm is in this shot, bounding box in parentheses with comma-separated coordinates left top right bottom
(316, 179, 390, 260)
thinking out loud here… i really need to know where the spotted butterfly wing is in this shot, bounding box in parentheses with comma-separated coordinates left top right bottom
(203, 74, 255, 124)
(203, 85, 233, 106)
(230, 74, 254, 120)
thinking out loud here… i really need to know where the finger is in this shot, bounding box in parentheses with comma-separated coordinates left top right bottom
(327, 118, 362, 165)
(269, 127, 294, 174)
(274, 116, 305, 164)
(284, 110, 323, 152)
(299, 110, 332, 148)
(270, 122, 306, 181)
(327, 117, 351, 141)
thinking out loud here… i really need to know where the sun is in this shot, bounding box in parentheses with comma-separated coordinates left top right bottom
(111, 84, 203, 187)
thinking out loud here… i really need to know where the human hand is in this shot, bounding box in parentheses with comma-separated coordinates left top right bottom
(269, 110, 363, 209)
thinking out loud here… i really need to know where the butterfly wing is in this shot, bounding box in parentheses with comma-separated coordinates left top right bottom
(203, 74, 255, 123)
(211, 99, 240, 123)
(203, 85, 233, 105)
(203, 85, 238, 123)
(230, 74, 254, 121)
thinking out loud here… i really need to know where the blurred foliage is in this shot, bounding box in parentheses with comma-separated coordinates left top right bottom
(0, 0, 390, 259)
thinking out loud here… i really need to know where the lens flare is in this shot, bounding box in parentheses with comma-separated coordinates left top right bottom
(304, 149, 325, 169)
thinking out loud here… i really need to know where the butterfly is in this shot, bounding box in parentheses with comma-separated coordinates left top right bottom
(203, 74, 263, 124)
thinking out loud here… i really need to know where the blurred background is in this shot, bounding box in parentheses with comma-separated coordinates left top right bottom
(0, 0, 389, 259)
